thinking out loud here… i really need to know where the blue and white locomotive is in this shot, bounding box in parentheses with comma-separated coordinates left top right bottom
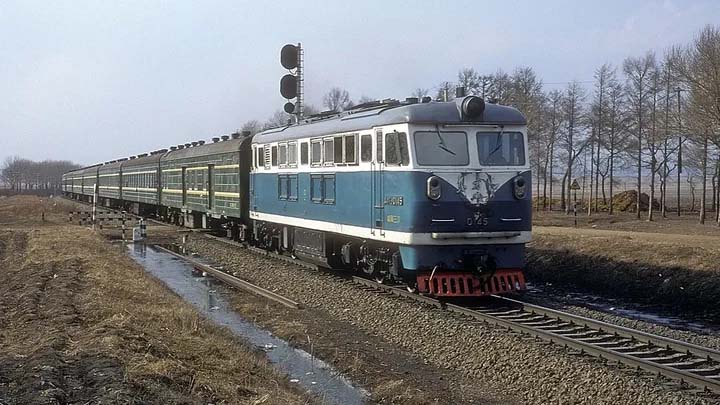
(250, 95, 529, 296)
(62, 95, 530, 297)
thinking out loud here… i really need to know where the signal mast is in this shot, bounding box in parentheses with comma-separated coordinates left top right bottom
(280, 43, 303, 123)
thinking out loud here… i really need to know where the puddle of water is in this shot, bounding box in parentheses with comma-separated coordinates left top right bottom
(126, 243, 369, 405)
(526, 283, 720, 335)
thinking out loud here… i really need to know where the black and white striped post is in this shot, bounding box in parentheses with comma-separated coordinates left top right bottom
(92, 184, 98, 231)
(121, 211, 127, 242)
(140, 218, 147, 239)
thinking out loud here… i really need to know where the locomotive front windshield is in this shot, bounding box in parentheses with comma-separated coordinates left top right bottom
(477, 131, 525, 166)
(413, 130, 525, 166)
(414, 131, 469, 166)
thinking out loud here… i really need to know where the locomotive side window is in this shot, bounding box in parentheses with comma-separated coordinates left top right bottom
(375, 129, 383, 163)
(271, 146, 278, 167)
(301, 142, 309, 165)
(323, 138, 334, 165)
(256, 147, 264, 168)
(323, 174, 335, 204)
(311, 174, 323, 202)
(477, 131, 525, 166)
(279, 143, 288, 167)
(310, 140, 321, 166)
(360, 135, 372, 162)
(333, 136, 343, 164)
(344, 134, 357, 164)
(385, 131, 409, 166)
(288, 142, 297, 167)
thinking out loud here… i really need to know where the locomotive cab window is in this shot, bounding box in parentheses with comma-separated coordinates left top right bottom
(360, 135, 372, 162)
(385, 131, 409, 166)
(477, 131, 525, 166)
(271, 146, 278, 167)
(414, 131, 469, 166)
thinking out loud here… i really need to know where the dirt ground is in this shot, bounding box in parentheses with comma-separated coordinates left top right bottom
(534, 209, 720, 236)
(0, 196, 312, 404)
(528, 210, 720, 317)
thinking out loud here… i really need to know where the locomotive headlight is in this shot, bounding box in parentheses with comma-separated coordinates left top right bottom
(427, 176, 442, 200)
(513, 176, 526, 200)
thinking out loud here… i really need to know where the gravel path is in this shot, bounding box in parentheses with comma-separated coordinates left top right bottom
(187, 236, 719, 405)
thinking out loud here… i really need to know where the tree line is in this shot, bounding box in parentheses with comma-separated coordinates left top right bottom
(247, 24, 720, 224)
(1, 157, 80, 192)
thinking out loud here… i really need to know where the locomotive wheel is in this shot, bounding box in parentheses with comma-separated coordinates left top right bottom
(405, 280, 418, 293)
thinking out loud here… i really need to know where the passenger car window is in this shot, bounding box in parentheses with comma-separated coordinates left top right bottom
(360, 135, 372, 162)
(257, 147, 264, 168)
(271, 146, 278, 167)
(385, 131, 409, 166)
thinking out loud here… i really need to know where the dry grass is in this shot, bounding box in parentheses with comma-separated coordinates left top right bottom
(0, 196, 313, 404)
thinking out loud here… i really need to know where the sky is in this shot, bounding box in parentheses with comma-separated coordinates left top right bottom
(1, 0, 718, 166)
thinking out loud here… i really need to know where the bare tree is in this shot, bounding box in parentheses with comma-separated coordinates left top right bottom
(323, 87, 352, 112)
(412, 88, 429, 99)
(559, 81, 588, 213)
(457, 68, 480, 95)
(623, 52, 656, 219)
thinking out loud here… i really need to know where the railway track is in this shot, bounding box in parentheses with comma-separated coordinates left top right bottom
(201, 234, 720, 394)
(71, 207, 720, 396)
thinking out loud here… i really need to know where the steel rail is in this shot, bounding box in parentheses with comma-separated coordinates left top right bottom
(153, 244, 302, 309)
(195, 232, 720, 394)
(351, 277, 720, 394)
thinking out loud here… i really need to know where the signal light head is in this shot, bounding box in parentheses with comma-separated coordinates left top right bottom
(280, 74, 298, 99)
(280, 44, 299, 69)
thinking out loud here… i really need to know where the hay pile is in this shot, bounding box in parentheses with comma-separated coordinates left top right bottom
(612, 190, 660, 212)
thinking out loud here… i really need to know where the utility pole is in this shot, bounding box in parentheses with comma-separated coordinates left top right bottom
(676, 87, 683, 216)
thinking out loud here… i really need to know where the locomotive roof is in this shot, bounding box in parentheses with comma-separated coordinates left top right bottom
(254, 99, 527, 144)
(161, 137, 247, 161)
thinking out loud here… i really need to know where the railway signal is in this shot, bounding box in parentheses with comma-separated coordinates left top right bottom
(280, 43, 303, 121)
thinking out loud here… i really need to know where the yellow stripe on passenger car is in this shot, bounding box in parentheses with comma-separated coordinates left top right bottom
(214, 191, 239, 198)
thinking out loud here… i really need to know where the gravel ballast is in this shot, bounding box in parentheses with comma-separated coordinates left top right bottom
(187, 236, 719, 405)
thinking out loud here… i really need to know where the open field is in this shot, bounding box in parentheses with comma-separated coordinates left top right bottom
(528, 211, 720, 318)
(0, 196, 311, 404)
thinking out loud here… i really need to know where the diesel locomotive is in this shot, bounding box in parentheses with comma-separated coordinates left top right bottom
(63, 95, 530, 297)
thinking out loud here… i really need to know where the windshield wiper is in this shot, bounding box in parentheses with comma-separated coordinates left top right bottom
(435, 126, 456, 155)
(485, 127, 505, 160)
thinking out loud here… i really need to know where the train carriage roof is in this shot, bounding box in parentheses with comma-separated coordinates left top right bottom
(121, 153, 163, 170)
(254, 99, 527, 144)
(98, 159, 124, 173)
(161, 137, 247, 162)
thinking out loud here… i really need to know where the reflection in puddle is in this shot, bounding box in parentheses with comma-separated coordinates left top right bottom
(526, 283, 720, 335)
(128, 243, 368, 405)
